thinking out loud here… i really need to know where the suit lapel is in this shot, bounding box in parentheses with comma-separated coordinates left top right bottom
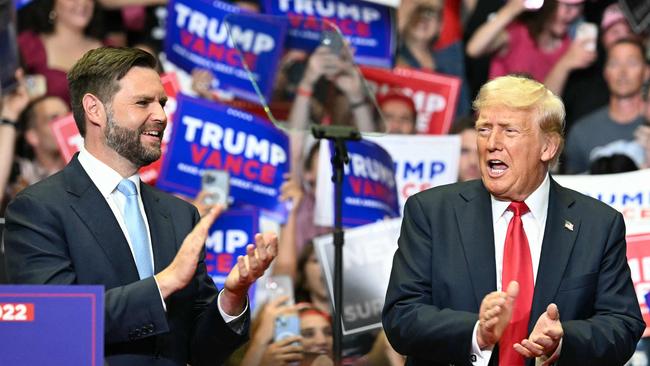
(65, 156, 140, 283)
(141, 184, 177, 273)
(529, 178, 580, 330)
(456, 181, 497, 308)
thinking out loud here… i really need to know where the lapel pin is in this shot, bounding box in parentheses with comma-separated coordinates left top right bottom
(564, 220, 574, 231)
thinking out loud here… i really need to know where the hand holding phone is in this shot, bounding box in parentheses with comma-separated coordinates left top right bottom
(266, 275, 295, 306)
(575, 22, 598, 51)
(320, 30, 343, 56)
(25, 75, 47, 100)
(274, 314, 301, 342)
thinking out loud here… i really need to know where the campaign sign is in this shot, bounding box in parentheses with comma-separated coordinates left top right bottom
(157, 94, 290, 215)
(263, 0, 395, 68)
(555, 169, 650, 236)
(361, 66, 461, 135)
(205, 208, 258, 307)
(556, 169, 650, 333)
(49, 73, 180, 185)
(165, 0, 287, 103)
(367, 134, 460, 212)
(0, 285, 103, 365)
(15, 0, 34, 10)
(314, 139, 399, 227)
(628, 233, 650, 336)
(313, 218, 401, 334)
(51, 113, 84, 162)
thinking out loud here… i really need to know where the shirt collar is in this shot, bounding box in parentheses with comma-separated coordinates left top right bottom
(491, 173, 550, 224)
(78, 147, 141, 198)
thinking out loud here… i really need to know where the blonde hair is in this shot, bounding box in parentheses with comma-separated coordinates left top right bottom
(473, 75, 566, 165)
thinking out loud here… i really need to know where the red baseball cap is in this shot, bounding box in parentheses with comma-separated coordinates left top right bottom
(377, 89, 417, 116)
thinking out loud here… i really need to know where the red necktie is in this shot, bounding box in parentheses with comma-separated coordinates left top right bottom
(499, 202, 534, 366)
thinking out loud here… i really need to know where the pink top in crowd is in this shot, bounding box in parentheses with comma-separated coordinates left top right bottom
(489, 22, 571, 82)
(18, 31, 72, 106)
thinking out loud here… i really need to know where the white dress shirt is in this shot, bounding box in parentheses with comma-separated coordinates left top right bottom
(78, 147, 245, 324)
(471, 174, 553, 365)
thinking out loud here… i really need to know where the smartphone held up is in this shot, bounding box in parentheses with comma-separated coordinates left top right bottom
(524, 0, 544, 10)
(201, 169, 230, 207)
(576, 22, 598, 51)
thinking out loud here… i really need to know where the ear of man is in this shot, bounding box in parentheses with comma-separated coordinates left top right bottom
(541, 134, 561, 163)
(81, 93, 107, 133)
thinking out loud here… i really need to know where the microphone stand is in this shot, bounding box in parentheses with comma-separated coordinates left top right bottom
(311, 125, 361, 365)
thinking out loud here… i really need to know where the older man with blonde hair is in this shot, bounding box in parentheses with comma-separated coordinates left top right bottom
(383, 75, 643, 366)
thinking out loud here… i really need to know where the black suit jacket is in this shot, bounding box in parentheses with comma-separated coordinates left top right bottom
(4, 155, 248, 366)
(383, 178, 644, 366)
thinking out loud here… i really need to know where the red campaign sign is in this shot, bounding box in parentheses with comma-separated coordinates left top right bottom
(49, 72, 181, 185)
(51, 113, 83, 162)
(626, 232, 650, 335)
(360, 66, 461, 135)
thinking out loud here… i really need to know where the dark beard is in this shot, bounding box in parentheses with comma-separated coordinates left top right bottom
(105, 111, 161, 168)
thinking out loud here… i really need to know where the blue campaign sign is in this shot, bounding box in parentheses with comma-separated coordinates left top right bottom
(205, 208, 258, 310)
(157, 94, 290, 217)
(205, 208, 258, 286)
(262, 0, 395, 68)
(0, 285, 104, 365)
(165, 0, 287, 103)
(14, 0, 33, 9)
(339, 139, 399, 226)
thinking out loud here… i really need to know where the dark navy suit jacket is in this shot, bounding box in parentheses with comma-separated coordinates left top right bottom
(4, 155, 248, 365)
(383, 178, 644, 366)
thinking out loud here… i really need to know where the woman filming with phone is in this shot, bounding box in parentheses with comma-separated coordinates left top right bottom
(240, 297, 333, 366)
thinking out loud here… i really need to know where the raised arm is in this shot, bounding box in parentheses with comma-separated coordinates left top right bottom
(543, 38, 597, 96)
(466, 0, 525, 58)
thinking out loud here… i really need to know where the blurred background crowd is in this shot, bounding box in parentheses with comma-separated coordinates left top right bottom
(1, 0, 650, 365)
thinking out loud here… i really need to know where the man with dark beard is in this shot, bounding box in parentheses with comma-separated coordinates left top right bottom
(3, 47, 278, 366)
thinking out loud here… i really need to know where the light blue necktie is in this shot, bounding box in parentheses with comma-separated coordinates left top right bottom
(117, 179, 154, 279)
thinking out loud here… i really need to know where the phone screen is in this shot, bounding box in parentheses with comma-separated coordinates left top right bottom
(0, 0, 20, 92)
(524, 0, 544, 10)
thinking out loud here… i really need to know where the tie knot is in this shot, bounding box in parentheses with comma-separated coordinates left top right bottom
(117, 179, 138, 197)
(508, 201, 530, 217)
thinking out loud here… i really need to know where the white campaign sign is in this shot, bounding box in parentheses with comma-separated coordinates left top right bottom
(554, 169, 650, 236)
(367, 134, 460, 213)
(313, 218, 401, 335)
(314, 135, 461, 226)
